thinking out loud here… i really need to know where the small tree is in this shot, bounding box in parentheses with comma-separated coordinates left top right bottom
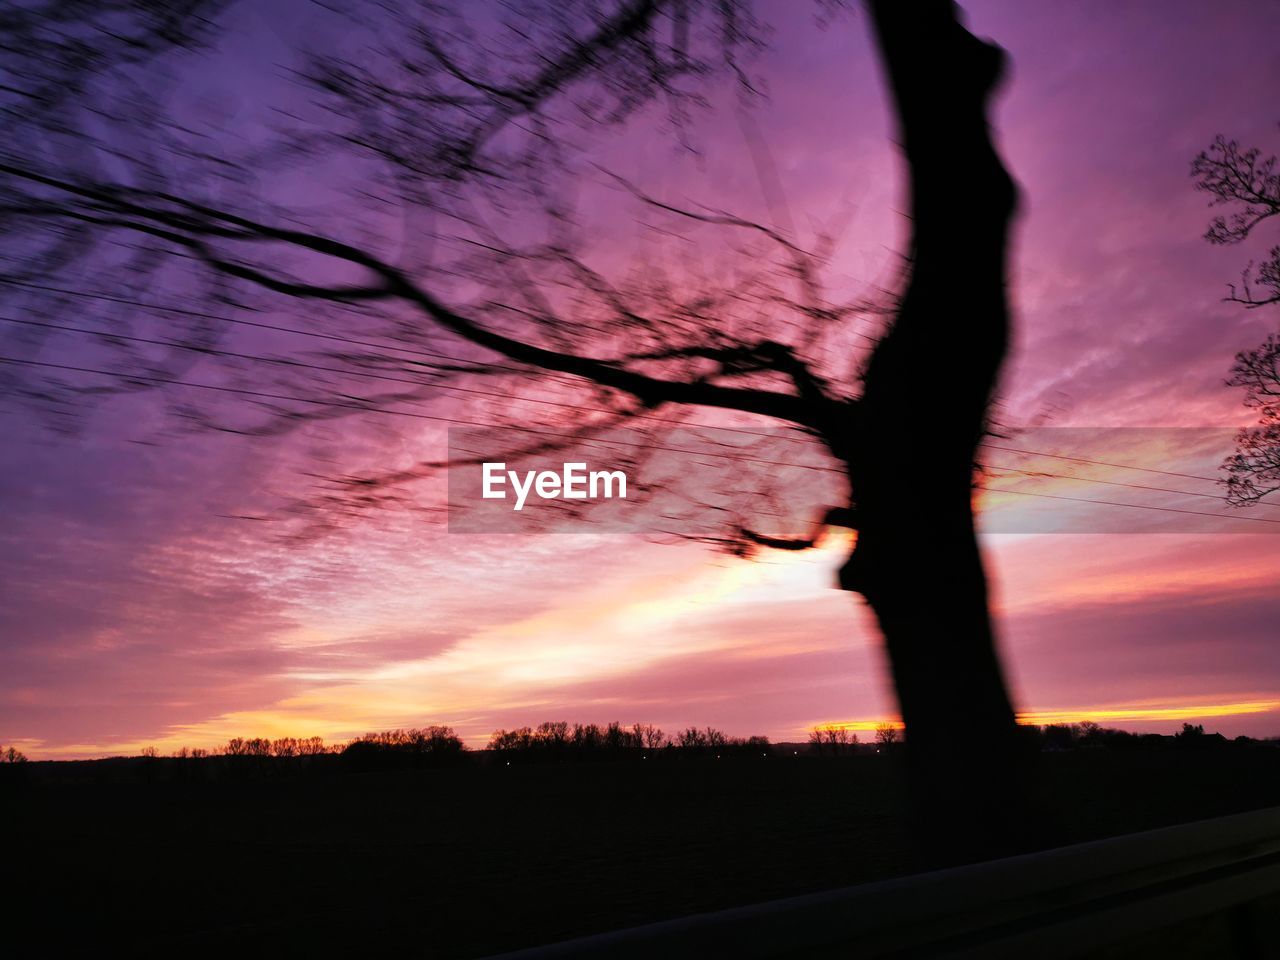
(634, 723, 666, 750)
(809, 725, 855, 756)
(538, 722, 571, 751)
(1176, 722, 1206, 742)
(874, 723, 900, 748)
(1191, 132, 1280, 503)
(676, 727, 708, 751)
(489, 727, 535, 753)
(571, 723, 604, 753)
(419, 725, 465, 758)
(1075, 721, 1101, 745)
(1192, 135, 1280, 310)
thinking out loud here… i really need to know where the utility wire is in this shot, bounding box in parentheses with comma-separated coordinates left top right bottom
(987, 467, 1233, 503)
(0, 279, 821, 444)
(979, 486, 1280, 525)
(0, 355, 839, 473)
(985, 444, 1220, 485)
(1, 280, 1261, 511)
(0, 276, 495, 367)
(0, 279, 1242, 486)
(0, 314, 808, 435)
(5, 352, 1276, 524)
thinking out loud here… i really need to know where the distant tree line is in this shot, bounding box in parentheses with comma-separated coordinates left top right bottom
(7, 721, 1273, 780)
(126, 728, 463, 762)
(806, 723, 902, 756)
(1025, 721, 1266, 751)
(102, 727, 469, 780)
(486, 722, 772, 760)
(802, 721, 1276, 756)
(222, 736, 329, 757)
(808, 725, 858, 756)
(341, 726, 466, 770)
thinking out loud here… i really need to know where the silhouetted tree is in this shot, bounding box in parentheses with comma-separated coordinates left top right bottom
(874, 722, 899, 748)
(1193, 134, 1280, 310)
(1176, 722, 1206, 743)
(539, 722, 571, 751)
(1, 0, 1029, 860)
(0, 1, 231, 131)
(297, 737, 327, 756)
(634, 723, 666, 750)
(604, 721, 629, 752)
(1221, 333, 1280, 504)
(809, 724, 856, 756)
(572, 723, 604, 753)
(344, 726, 464, 769)
(1075, 720, 1102, 745)
(676, 727, 708, 750)
(1192, 131, 1280, 504)
(2, 745, 28, 763)
(489, 727, 536, 754)
(489, 719, 675, 759)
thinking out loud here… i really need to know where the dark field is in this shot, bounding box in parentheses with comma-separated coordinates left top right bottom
(7, 747, 1280, 957)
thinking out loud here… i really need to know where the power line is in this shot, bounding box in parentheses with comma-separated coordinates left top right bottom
(0, 279, 1256, 505)
(987, 466, 1231, 503)
(0, 276, 493, 367)
(978, 486, 1280, 525)
(0, 279, 820, 444)
(0, 355, 841, 473)
(0, 313, 764, 430)
(7, 353, 1278, 525)
(0, 276, 690, 401)
(985, 444, 1220, 485)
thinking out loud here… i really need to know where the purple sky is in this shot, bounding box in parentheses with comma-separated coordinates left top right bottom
(3, 0, 1280, 757)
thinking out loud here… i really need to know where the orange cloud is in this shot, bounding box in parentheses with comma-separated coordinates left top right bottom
(1018, 698, 1280, 726)
(805, 697, 1280, 740)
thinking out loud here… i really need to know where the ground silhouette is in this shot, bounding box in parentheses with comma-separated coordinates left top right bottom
(6, 726, 1278, 957)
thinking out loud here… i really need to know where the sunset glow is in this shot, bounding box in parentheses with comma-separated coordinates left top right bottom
(4, 0, 1280, 760)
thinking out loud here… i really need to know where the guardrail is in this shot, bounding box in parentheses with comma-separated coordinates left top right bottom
(489, 805, 1280, 959)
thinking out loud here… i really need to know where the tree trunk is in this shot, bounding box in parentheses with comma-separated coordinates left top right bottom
(841, 0, 1032, 865)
